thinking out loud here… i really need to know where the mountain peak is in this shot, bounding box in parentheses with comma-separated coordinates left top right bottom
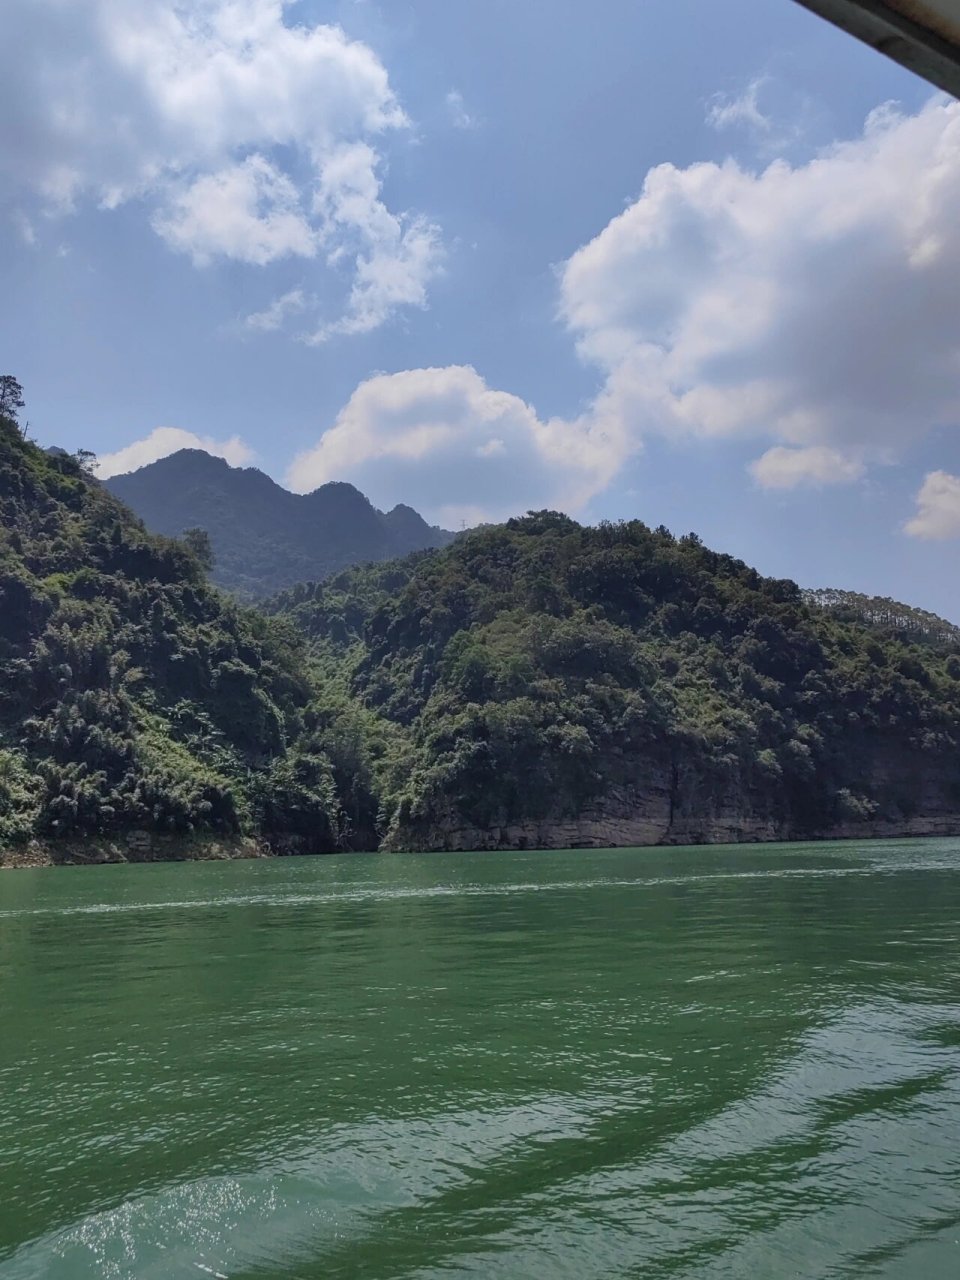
(133, 447, 231, 473)
(106, 448, 454, 599)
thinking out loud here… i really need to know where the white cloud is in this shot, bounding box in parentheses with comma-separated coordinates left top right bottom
(2, 0, 441, 336)
(705, 76, 815, 158)
(95, 427, 255, 479)
(154, 157, 316, 266)
(244, 288, 308, 333)
(80, 91, 960, 529)
(332, 216, 442, 338)
(305, 142, 443, 341)
(559, 97, 960, 483)
(284, 100, 960, 524)
(749, 446, 865, 490)
(904, 471, 960, 539)
(707, 78, 772, 135)
(285, 366, 613, 526)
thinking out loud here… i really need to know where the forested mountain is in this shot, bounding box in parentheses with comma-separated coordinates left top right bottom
(272, 515, 960, 851)
(106, 449, 455, 599)
(0, 416, 376, 854)
(3, 402, 960, 859)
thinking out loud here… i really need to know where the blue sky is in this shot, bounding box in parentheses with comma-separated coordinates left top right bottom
(2, 0, 959, 618)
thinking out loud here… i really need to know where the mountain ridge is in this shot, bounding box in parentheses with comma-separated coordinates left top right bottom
(105, 449, 455, 600)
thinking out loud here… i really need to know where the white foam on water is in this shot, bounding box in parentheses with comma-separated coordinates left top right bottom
(0, 860, 945, 921)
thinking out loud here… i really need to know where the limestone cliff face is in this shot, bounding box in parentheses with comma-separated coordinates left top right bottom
(384, 738, 960, 852)
(384, 802, 959, 854)
(388, 811, 959, 854)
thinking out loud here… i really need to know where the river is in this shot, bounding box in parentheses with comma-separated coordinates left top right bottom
(1, 839, 959, 1278)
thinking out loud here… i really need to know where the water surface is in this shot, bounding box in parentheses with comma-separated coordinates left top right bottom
(1, 840, 959, 1278)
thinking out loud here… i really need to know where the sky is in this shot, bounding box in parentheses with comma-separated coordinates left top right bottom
(2, 0, 959, 619)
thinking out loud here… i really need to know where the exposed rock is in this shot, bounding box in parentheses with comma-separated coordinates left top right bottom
(384, 748, 960, 852)
(0, 835, 270, 869)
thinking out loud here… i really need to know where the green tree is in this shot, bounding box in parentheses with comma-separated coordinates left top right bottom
(0, 375, 25, 427)
(181, 528, 214, 573)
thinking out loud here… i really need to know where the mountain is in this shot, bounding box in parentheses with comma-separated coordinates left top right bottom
(0, 418, 379, 859)
(271, 514, 960, 852)
(106, 449, 455, 599)
(3, 406, 959, 861)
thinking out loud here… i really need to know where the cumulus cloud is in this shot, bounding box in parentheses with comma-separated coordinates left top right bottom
(325, 215, 442, 339)
(95, 427, 255, 479)
(904, 471, 960, 539)
(154, 157, 316, 266)
(559, 97, 960, 487)
(749, 446, 865, 489)
(285, 366, 616, 527)
(2, 0, 441, 336)
(281, 99, 960, 523)
(71, 87, 960, 526)
(305, 142, 443, 341)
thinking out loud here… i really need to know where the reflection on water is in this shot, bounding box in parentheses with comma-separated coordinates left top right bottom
(1, 839, 959, 1278)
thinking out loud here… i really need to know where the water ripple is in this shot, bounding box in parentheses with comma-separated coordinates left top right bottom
(1, 839, 959, 1278)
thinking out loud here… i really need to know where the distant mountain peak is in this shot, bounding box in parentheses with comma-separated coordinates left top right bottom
(141, 447, 231, 471)
(106, 448, 455, 599)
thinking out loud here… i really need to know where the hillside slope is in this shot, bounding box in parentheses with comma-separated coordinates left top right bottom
(106, 450, 454, 599)
(0, 418, 372, 856)
(273, 514, 960, 850)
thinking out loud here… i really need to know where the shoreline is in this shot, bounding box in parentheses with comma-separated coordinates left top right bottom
(0, 834, 272, 870)
(2, 820, 958, 869)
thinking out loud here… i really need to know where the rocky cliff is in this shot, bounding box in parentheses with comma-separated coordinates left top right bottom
(384, 741, 960, 852)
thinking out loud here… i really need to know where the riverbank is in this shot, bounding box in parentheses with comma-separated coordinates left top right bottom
(386, 812, 960, 853)
(3, 813, 960, 868)
(0, 833, 272, 869)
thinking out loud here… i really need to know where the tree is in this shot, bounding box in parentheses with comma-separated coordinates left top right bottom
(182, 527, 214, 573)
(0, 376, 25, 428)
(75, 448, 98, 475)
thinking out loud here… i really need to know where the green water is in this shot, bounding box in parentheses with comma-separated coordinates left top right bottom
(1, 841, 959, 1279)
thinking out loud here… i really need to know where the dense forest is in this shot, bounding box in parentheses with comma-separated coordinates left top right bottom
(0, 407, 368, 853)
(803, 588, 960, 650)
(270, 516, 960, 849)
(106, 449, 454, 599)
(2, 388, 959, 858)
